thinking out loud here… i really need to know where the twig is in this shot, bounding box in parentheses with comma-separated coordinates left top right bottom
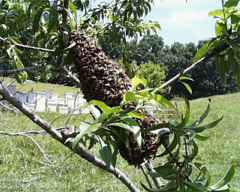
(151, 56, 208, 93)
(0, 36, 55, 53)
(63, 66, 80, 84)
(0, 82, 140, 192)
(0, 128, 65, 136)
(62, 0, 69, 25)
(0, 101, 18, 113)
(24, 135, 52, 163)
(140, 163, 153, 189)
(15, 43, 55, 52)
(0, 66, 38, 75)
(0, 131, 51, 163)
(145, 161, 161, 188)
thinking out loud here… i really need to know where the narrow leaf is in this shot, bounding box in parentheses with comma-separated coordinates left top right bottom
(225, 0, 240, 7)
(210, 163, 236, 190)
(90, 100, 112, 114)
(194, 41, 210, 62)
(194, 116, 223, 133)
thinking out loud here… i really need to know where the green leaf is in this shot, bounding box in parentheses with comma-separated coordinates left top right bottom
(190, 102, 211, 128)
(99, 145, 112, 167)
(215, 21, 227, 36)
(210, 163, 236, 191)
(131, 76, 147, 90)
(211, 185, 230, 191)
(89, 100, 112, 114)
(195, 134, 209, 141)
(33, 8, 43, 33)
(194, 41, 210, 62)
(123, 91, 138, 103)
(179, 76, 194, 82)
(153, 163, 176, 180)
(6, 45, 28, 83)
(208, 9, 225, 18)
(184, 181, 207, 191)
(47, 7, 59, 33)
(194, 116, 223, 133)
(189, 140, 199, 160)
(180, 81, 192, 94)
(127, 111, 144, 119)
(71, 122, 102, 149)
(157, 132, 179, 157)
(111, 146, 118, 167)
(176, 99, 190, 129)
(108, 122, 140, 135)
(141, 181, 177, 192)
(225, 0, 240, 8)
(151, 94, 174, 108)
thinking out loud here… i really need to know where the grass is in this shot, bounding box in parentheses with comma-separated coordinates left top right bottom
(1, 77, 80, 96)
(0, 112, 143, 192)
(0, 80, 239, 191)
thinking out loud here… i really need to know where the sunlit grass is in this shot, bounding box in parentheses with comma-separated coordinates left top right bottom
(1, 77, 80, 96)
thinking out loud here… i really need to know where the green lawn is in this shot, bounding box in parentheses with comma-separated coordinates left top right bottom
(2, 77, 80, 96)
(0, 82, 239, 191)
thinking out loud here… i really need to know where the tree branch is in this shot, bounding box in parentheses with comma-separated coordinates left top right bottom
(0, 66, 38, 75)
(62, 66, 81, 84)
(0, 82, 140, 192)
(62, 0, 69, 25)
(0, 128, 65, 136)
(0, 36, 55, 52)
(153, 56, 208, 93)
(14, 43, 55, 52)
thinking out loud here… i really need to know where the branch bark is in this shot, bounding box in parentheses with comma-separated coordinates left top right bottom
(0, 36, 55, 52)
(0, 82, 140, 192)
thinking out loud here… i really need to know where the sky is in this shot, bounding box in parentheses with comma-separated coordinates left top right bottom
(148, 0, 222, 45)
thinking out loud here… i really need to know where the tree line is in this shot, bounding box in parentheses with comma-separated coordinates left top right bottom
(99, 33, 240, 99)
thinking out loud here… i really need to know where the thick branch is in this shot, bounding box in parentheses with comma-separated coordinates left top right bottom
(0, 83, 140, 192)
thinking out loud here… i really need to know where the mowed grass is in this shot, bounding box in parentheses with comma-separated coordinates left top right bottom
(1, 77, 80, 96)
(0, 81, 239, 191)
(0, 112, 143, 192)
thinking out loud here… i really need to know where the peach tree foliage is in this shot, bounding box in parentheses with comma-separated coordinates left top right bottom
(0, 0, 159, 82)
(71, 81, 235, 191)
(0, 0, 239, 191)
